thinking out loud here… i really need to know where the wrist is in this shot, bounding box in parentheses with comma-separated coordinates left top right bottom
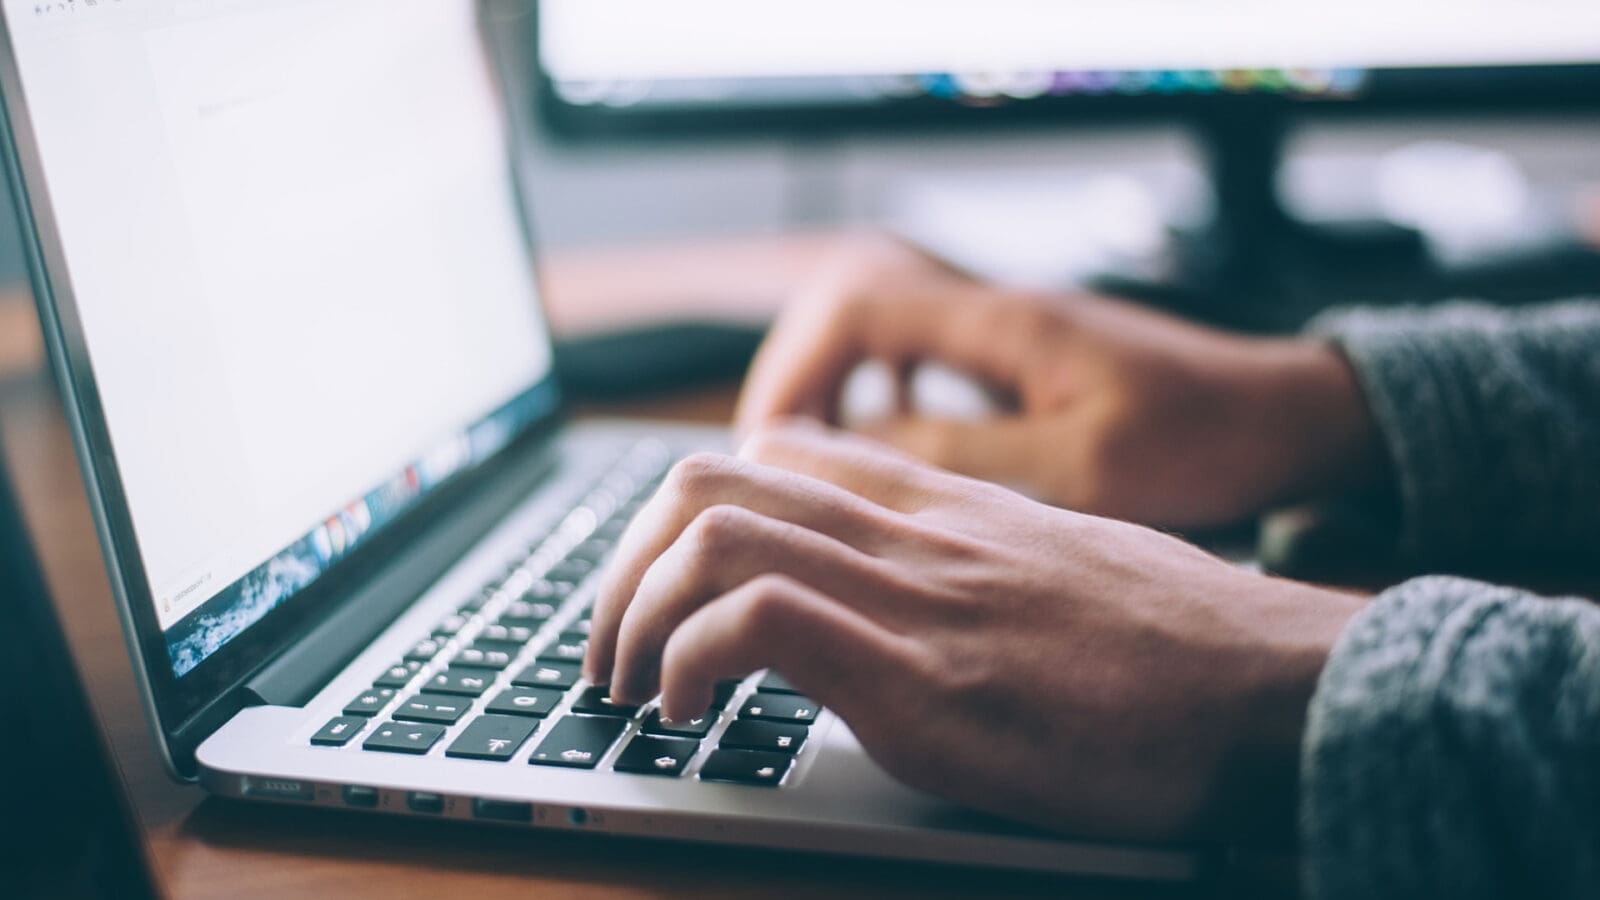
(1249, 337, 1385, 506)
(1205, 579, 1365, 845)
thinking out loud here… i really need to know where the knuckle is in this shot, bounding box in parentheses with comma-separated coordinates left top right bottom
(666, 451, 737, 499)
(730, 574, 803, 637)
(738, 425, 792, 465)
(685, 504, 754, 557)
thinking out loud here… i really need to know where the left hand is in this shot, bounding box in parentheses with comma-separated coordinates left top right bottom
(586, 422, 1364, 842)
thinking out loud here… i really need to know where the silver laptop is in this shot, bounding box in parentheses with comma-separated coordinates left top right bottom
(0, 0, 1194, 880)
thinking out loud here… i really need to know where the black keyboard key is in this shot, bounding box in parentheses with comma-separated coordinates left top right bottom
(528, 716, 626, 768)
(373, 660, 423, 688)
(566, 539, 613, 565)
(613, 735, 697, 777)
(720, 719, 808, 754)
(511, 660, 581, 690)
(453, 640, 519, 670)
(311, 715, 366, 746)
(404, 637, 444, 663)
(433, 612, 470, 638)
(545, 559, 594, 585)
(446, 715, 538, 761)
(425, 667, 494, 697)
(517, 580, 570, 603)
(363, 721, 446, 754)
(478, 623, 535, 645)
(537, 635, 588, 663)
(393, 693, 472, 725)
(500, 599, 558, 626)
(698, 749, 792, 786)
(485, 686, 564, 718)
(739, 694, 818, 725)
(343, 687, 396, 717)
(708, 679, 741, 710)
(640, 709, 716, 739)
(755, 671, 802, 695)
(569, 685, 639, 718)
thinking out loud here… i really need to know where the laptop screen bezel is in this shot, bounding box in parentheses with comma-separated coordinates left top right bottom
(0, 0, 565, 779)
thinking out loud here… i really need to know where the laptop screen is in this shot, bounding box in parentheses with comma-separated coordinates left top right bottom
(4, 0, 555, 678)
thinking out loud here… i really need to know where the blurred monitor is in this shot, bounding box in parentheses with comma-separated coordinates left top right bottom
(534, 0, 1600, 136)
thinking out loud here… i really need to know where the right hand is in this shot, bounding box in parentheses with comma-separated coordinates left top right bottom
(735, 235, 1381, 529)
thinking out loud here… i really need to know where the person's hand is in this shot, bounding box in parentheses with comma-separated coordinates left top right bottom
(736, 235, 1381, 529)
(586, 422, 1364, 842)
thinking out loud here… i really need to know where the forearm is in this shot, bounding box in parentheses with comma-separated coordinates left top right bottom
(1301, 576, 1600, 899)
(1309, 300, 1600, 564)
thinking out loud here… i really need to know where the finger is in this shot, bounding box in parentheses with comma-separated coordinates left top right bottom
(737, 420, 948, 511)
(657, 573, 923, 724)
(861, 415, 1050, 489)
(734, 282, 1040, 437)
(609, 505, 903, 703)
(586, 452, 900, 684)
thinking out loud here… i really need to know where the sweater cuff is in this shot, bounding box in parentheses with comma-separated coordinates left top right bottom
(1300, 575, 1600, 899)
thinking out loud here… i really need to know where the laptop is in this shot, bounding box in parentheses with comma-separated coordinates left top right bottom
(0, 441, 158, 899)
(0, 0, 1195, 880)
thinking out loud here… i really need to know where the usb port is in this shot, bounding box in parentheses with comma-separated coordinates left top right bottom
(472, 798, 532, 823)
(341, 785, 379, 809)
(407, 792, 444, 815)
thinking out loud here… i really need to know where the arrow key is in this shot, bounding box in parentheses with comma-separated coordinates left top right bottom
(613, 735, 697, 777)
(362, 721, 446, 755)
(446, 715, 538, 762)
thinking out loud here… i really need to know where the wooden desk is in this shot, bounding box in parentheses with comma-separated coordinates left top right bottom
(0, 237, 1204, 900)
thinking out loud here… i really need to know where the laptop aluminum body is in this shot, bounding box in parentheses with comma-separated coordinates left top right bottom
(0, 0, 1196, 880)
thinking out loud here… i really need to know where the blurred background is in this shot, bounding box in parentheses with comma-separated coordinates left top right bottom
(6, 1, 1600, 360)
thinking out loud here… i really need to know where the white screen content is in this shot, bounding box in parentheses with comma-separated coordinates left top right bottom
(541, 0, 1600, 81)
(6, 0, 552, 629)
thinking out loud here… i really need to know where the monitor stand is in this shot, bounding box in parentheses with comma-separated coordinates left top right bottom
(1092, 101, 1430, 333)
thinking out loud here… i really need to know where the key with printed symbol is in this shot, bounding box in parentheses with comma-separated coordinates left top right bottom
(640, 709, 715, 739)
(719, 719, 807, 755)
(527, 715, 626, 769)
(343, 687, 396, 717)
(453, 639, 518, 670)
(486, 686, 564, 718)
(311, 715, 366, 747)
(738, 693, 818, 724)
(432, 612, 469, 638)
(537, 633, 588, 663)
(698, 749, 792, 786)
(426, 667, 493, 697)
(511, 660, 580, 690)
(405, 637, 444, 663)
(570, 685, 639, 718)
(392, 693, 471, 725)
(363, 721, 446, 754)
(445, 715, 538, 762)
(373, 660, 423, 688)
(498, 600, 557, 629)
(613, 735, 697, 777)
(479, 623, 534, 645)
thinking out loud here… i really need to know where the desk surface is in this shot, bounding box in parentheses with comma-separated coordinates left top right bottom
(0, 236, 1209, 899)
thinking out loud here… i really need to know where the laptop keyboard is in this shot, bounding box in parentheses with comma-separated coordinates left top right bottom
(310, 441, 822, 788)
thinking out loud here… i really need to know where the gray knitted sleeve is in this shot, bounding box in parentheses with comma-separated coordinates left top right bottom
(1301, 576, 1600, 899)
(1308, 300, 1600, 564)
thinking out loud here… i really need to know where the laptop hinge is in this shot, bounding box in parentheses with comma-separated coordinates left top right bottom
(242, 435, 564, 707)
